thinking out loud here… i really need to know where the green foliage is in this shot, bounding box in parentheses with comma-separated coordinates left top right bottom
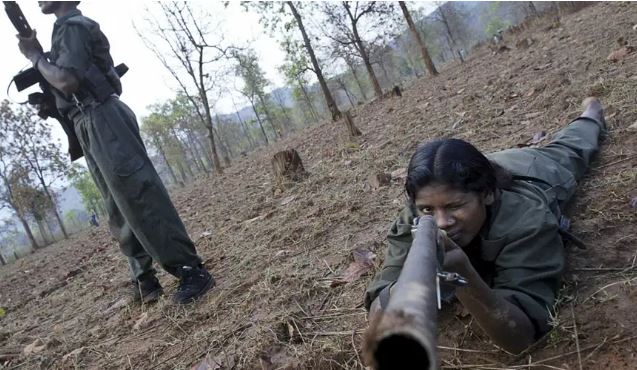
(233, 48, 283, 140)
(278, 36, 324, 125)
(10, 170, 54, 223)
(234, 49, 271, 103)
(485, 18, 509, 37)
(69, 167, 104, 216)
(0, 100, 68, 244)
(485, 2, 510, 37)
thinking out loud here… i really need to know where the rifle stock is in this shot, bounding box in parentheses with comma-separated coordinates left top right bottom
(363, 215, 438, 370)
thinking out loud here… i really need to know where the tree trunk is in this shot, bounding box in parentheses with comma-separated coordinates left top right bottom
(343, 3, 383, 98)
(340, 81, 356, 108)
(35, 218, 50, 246)
(250, 100, 270, 145)
(38, 182, 68, 239)
(239, 119, 256, 149)
(156, 139, 180, 186)
(438, 6, 464, 63)
(399, 1, 438, 76)
(196, 134, 215, 170)
(176, 127, 203, 174)
(343, 111, 362, 137)
(169, 127, 198, 176)
(527, 2, 538, 17)
(378, 60, 391, 87)
(403, 42, 422, 77)
(298, 79, 319, 123)
(358, 45, 383, 97)
(273, 91, 294, 131)
(176, 160, 189, 184)
(201, 95, 223, 175)
(182, 154, 196, 179)
(0, 252, 6, 265)
(271, 149, 308, 190)
(346, 60, 368, 100)
(211, 117, 233, 167)
(257, 93, 282, 138)
(232, 100, 256, 149)
(205, 123, 223, 174)
(287, 1, 341, 121)
(185, 129, 207, 173)
(45, 217, 56, 242)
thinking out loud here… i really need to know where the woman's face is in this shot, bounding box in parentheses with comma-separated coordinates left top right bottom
(414, 183, 494, 248)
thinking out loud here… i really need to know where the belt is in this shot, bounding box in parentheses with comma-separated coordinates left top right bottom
(65, 94, 118, 121)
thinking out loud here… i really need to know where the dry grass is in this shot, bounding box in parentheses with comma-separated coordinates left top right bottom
(1, 2, 636, 369)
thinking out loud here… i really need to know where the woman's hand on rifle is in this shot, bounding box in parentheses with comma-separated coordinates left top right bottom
(437, 229, 470, 273)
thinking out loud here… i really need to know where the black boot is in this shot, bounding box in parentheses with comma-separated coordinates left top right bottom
(133, 273, 163, 304)
(173, 265, 215, 304)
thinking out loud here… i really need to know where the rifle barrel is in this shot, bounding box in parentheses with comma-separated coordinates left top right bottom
(4, 1, 43, 50)
(364, 215, 438, 370)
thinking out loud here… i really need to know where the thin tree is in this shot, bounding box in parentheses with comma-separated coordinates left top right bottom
(69, 167, 107, 216)
(279, 38, 321, 123)
(138, 2, 233, 174)
(12, 174, 56, 245)
(233, 49, 282, 139)
(286, 2, 343, 122)
(141, 112, 182, 186)
(328, 40, 368, 101)
(233, 80, 270, 145)
(433, 2, 465, 63)
(0, 157, 39, 250)
(527, 2, 538, 17)
(249, 2, 361, 136)
(230, 96, 257, 149)
(399, 1, 438, 76)
(2, 103, 69, 239)
(271, 89, 294, 131)
(320, 2, 398, 98)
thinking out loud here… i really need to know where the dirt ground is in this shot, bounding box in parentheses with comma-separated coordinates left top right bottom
(1, 3, 636, 369)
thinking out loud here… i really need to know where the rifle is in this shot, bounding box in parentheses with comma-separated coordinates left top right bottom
(363, 216, 468, 370)
(3, 1, 128, 161)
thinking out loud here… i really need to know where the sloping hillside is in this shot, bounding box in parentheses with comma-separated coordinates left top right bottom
(1, 3, 636, 369)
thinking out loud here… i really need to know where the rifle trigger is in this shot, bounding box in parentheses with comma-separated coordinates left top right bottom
(437, 271, 468, 287)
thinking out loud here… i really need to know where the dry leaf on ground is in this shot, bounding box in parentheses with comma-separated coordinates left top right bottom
(330, 247, 376, 287)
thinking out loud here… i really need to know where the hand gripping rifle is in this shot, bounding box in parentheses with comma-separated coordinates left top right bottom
(3, 2, 128, 161)
(363, 216, 468, 370)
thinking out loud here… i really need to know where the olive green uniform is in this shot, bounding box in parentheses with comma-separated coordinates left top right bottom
(50, 10, 201, 279)
(366, 116, 603, 337)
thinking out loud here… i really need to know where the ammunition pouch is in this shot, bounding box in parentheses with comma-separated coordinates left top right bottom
(105, 65, 123, 96)
(80, 63, 117, 103)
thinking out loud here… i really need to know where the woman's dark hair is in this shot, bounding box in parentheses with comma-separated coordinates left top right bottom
(405, 138, 512, 201)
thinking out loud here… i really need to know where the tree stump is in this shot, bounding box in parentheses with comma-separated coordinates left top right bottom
(368, 173, 391, 191)
(271, 149, 308, 191)
(380, 86, 402, 100)
(343, 111, 362, 138)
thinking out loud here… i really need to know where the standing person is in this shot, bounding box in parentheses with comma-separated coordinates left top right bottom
(16, 1, 215, 304)
(366, 97, 606, 353)
(89, 212, 99, 227)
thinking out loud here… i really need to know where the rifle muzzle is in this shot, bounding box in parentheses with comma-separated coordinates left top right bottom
(363, 215, 439, 370)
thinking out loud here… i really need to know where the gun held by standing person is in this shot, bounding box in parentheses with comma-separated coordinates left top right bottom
(3, 1, 128, 161)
